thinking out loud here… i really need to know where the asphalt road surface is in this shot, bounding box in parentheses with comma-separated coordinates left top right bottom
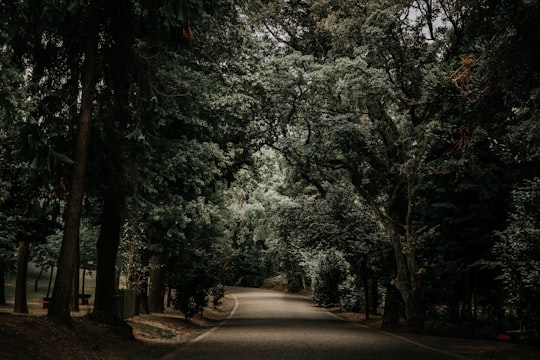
(162, 287, 465, 360)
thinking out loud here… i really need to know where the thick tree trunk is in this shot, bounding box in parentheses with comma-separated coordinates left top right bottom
(148, 253, 166, 313)
(90, 0, 132, 323)
(48, 0, 101, 322)
(390, 229, 425, 332)
(92, 195, 123, 323)
(14, 240, 29, 314)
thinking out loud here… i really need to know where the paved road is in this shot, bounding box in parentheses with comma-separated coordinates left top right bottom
(162, 287, 464, 360)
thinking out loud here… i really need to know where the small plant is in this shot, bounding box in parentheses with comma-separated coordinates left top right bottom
(213, 284, 226, 307)
(174, 286, 208, 321)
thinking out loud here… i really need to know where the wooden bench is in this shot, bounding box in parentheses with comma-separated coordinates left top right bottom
(79, 294, 91, 305)
(41, 294, 92, 308)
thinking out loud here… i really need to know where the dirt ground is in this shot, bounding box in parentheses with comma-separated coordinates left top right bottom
(1, 292, 540, 360)
(0, 296, 235, 360)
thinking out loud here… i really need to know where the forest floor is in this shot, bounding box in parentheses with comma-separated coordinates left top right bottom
(1, 288, 540, 360)
(0, 296, 235, 360)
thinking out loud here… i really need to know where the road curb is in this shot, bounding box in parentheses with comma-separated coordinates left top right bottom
(160, 293, 239, 360)
(189, 293, 239, 344)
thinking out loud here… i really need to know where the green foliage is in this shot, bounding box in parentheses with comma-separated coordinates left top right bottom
(171, 265, 210, 321)
(339, 274, 361, 312)
(118, 219, 148, 291)
(310, 250, 348, 307)
(169, 242, 219, 320)
(494, 178, 540, 343)
(210, 283, 226, 308)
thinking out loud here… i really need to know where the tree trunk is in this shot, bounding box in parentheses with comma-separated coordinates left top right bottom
(0, 264, 6, 305)
(92, 194, 123, 323)
(362, 265, 370, 320)
(48, 0, 101, 323)
(34, 264, 45, 292)
(90, 0, 132, 323)
(138, 285, 149, 314)
(70, 241, 80, 311)
(369, 277, 379, 315)
(14, 240, 29, 314)
(148, 252, 166, 313)
(46, 265, 54, 298)
(382, 282, 400, 328)
(461, 269, 473, 324)
(353, 178, 426, 331)
(81, 267, 87, 299)
(138, 252, 150, 314)
(390, 228, 425, 332)
(300, 273, 307, 291)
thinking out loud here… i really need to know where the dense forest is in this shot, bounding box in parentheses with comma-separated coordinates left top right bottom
(1, 0, 539, 345)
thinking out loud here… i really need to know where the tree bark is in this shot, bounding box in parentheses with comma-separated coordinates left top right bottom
(382, 282, 400, 328)
(388, 223, 425, 332)
(369, 278, 379, 315)
(13, 240, 29, 314)
(46, 265, 54, 298)
(48, 0, 101, 322)
(0, 264, 6, 305)
(70, 241, 80, 311)
(89, 0, 132, 323)
(92, 194, 123, 323)
(34, 264, 45, 292)
(362, 271, 370, 320)
(148, 252, 166, 313)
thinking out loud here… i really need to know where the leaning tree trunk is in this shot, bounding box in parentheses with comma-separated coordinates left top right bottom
(92, 194, 123, 323)
(13, 240, 30, 314)
(48, 0, 101, 323)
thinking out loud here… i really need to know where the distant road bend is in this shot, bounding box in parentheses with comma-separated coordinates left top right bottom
(161, 287, 464, 360)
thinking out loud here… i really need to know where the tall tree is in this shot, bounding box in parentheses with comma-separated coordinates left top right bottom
(89, 0, 132, 322)
(244, 1, 440, 330)
(88, 0, 254, 320)
(48, 0, 101, 322)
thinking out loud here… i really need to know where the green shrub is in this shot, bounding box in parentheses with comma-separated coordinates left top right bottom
(312, 251, 347, 307)
(339, 275, 361, 312)
(287, 276, 303, 293)
(173, 285, 208, 321)
(211, 283, 225, 307)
